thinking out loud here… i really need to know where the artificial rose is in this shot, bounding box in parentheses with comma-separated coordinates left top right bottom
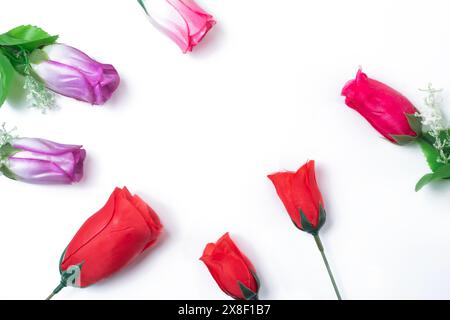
(342, 69, 419, 144)
(200, 233, 260, 300)
(46, 187, 163, 299)
(0, 137, 85, 184)
(30, 44, 120, 105)
(268, 160, 341, 299)
(268, 160, 325, 235)
(138, 0, 216, 53)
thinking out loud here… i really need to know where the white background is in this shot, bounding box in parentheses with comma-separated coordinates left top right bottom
(1, 0, 450, 300)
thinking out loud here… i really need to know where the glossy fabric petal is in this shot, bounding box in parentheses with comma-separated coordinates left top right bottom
(201, 233, 259, 300)
(268, 161, 324, 230)
(8, 137, 85, 184)
(60, 187, 163, 287)
(342, 69, 417, 142)
(31, 44, 120, 105)
(140, 0, 216, 53)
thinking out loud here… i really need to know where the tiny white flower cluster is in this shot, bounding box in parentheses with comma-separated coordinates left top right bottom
(0, 122, 17, 148)
(24, 75, 56, 113)
(416, 84, 450, 164)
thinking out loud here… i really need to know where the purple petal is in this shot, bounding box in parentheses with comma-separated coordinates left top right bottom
(32, 60, 95, 103)
(12, 138, 83, 155)
(8, 158, 74, 184)
(31, 44, 120, 105)
(8, 138, 86, 184)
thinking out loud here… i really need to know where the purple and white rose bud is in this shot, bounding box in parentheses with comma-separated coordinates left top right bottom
(1, 138, 86, 184)
(30, 44, 120, 105)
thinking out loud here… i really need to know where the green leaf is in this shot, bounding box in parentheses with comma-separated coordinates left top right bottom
(0, 51, 14, 107)
(0, 46, 29, 75)
(0, 25, 58, 52)
(417, 136, 443, 172)
(415, 163, 450, 191)
(237, 281, 258, 300)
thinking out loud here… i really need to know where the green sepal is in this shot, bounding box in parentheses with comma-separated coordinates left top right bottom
(237, 281, 258, 301)
(391, 134, 417, 145)
(137, 0, 149, 14)
(317, 205, 327, 231)
(29, 48, 49, 65)
(0, 143, 19, 180)
(405, 113, 422, 136)
(60, 262, 84, 288)
(251, 270, 260, 291)
(390, 114, 422, 145)
(0, 165, 17, 180)
(0, 25, 58, 52)
(299, 205, 326, 236)
(0, 143, 20, 159)
(415, 163, 450, 192)
(58, 246, 84, 288)
(58, 247, 68, 274)
(0, 50, 15, 107)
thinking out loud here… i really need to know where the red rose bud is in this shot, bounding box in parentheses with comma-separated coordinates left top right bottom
(46, 187, 163, 299)
(269, 161, 342, 300)
(268, 160, 326, 235)
(342, 69, 421, 144)
(200, 233, 260, 300)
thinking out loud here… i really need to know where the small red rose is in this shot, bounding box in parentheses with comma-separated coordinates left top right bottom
(268, 160, 325, 234)
(269, 161, 341, 299)
(200, 233, 260, 300)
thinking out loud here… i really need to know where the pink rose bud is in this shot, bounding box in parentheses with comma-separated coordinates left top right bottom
(138, 0, 216, 53)
(342, 69, 420, 144)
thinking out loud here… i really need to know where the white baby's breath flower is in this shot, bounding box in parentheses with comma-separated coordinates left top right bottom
(24, 75, 56, 113)
(416, 84, 450, 164)
(0, 123, 17, 148)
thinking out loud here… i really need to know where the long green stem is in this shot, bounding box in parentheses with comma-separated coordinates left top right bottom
(314, 234, 342, 300)
(46, 283, 66, 300)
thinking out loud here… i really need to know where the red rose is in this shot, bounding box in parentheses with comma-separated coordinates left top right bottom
(342, 69, 420, 144)
(47, 187, 163, 299)
(268, 160, 325, 235)
(200, 233, 260, 300)
(268, 161, 342, 299)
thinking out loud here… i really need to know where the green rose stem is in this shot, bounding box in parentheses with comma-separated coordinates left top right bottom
(45, 283, 66, 300)
(313, 234, 342, 300)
